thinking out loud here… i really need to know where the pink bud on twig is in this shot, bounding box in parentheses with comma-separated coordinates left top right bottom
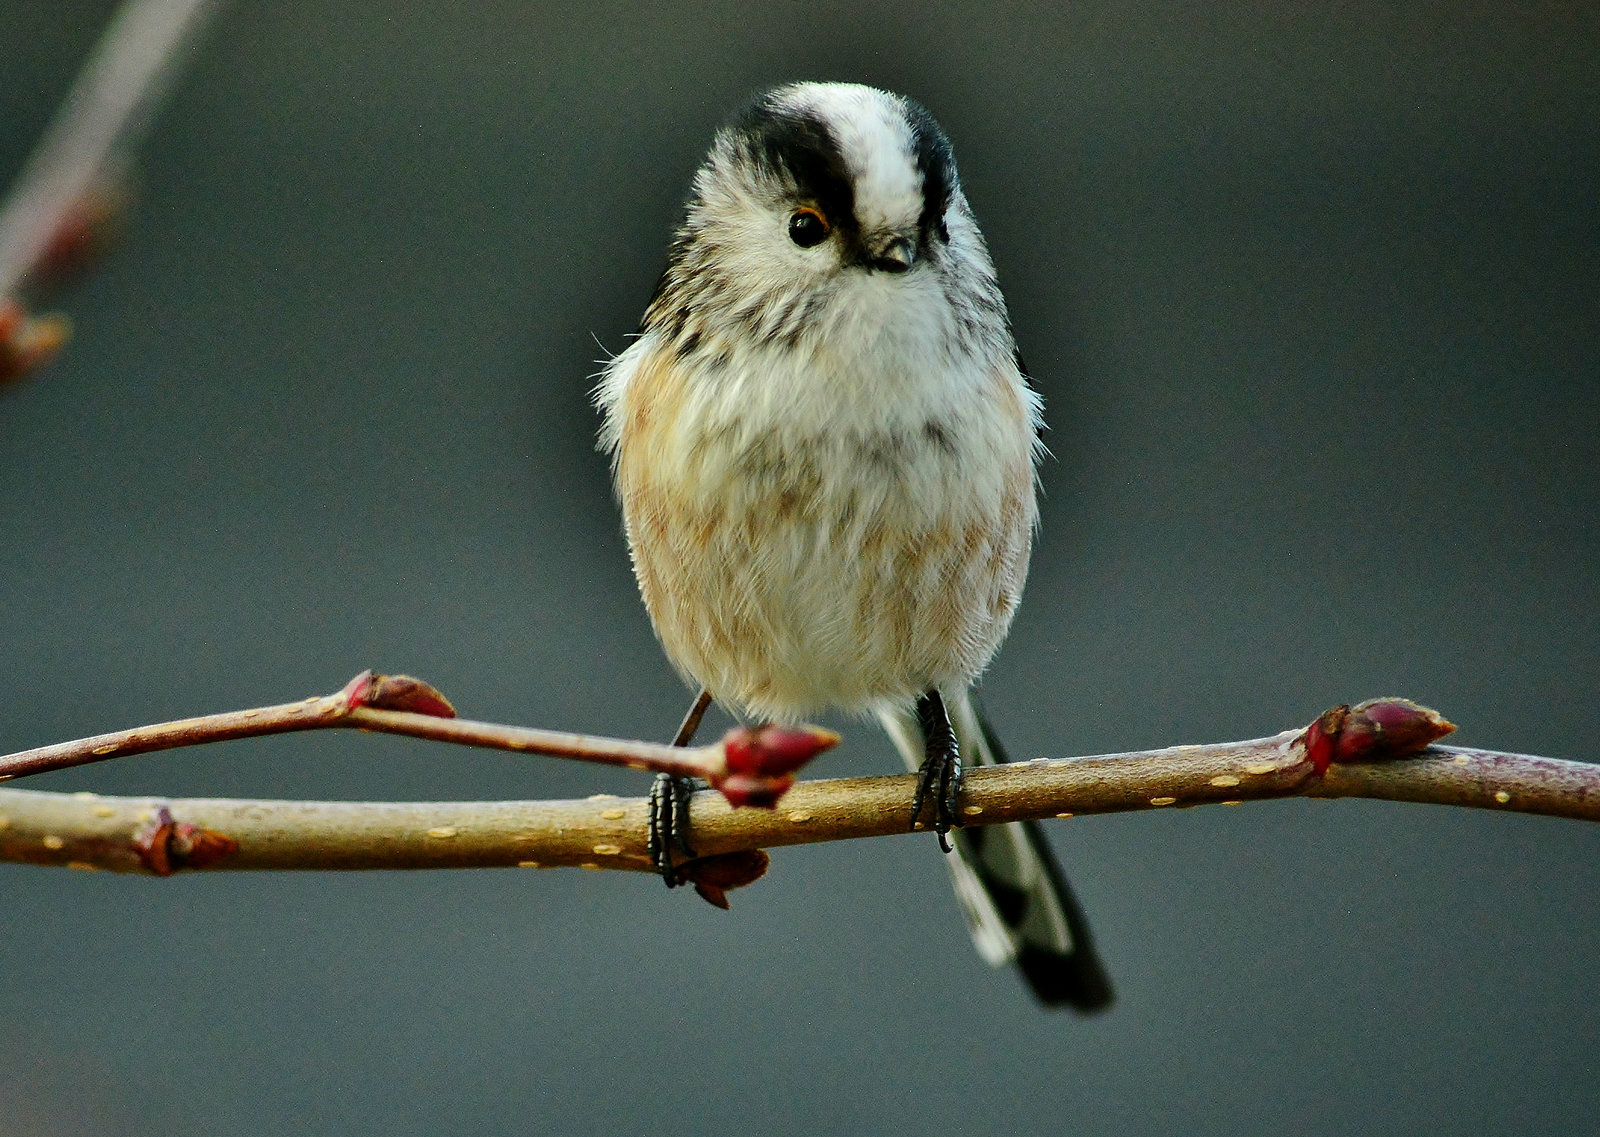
(711, 724, 839, 808)
(339, 670, 457, 718)
(1301, 697, 1457, 776)
(678, 849, 771, 909)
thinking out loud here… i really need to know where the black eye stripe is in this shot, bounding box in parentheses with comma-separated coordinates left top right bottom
(730, 97, 857, 240)
(735, 92, 958, 250)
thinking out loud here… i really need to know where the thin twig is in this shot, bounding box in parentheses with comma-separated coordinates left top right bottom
(1, 737, 1592, 876)
(0, 0, 225, 298)
(0, 693, 723, 783)
(0, 671, 836, 810)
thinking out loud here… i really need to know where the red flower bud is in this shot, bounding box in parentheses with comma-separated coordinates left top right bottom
(711, 723, 836, 808)
(1336, 698, 1457, 764)
(713, 771, 797, 810)
(1302, 704, 1348, 776)
(339, 670, 456, 717)
(678, 849, 770, 909)
(721, 724, 838, 776)
(1300, 697, 1455, 776)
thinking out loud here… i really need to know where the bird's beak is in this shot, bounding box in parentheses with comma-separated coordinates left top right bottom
(871, 235, 916, 274)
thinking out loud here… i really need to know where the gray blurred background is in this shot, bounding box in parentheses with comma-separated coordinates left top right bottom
(3, 2, 1597, 1133)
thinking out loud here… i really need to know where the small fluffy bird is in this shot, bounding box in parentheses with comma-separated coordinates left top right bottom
(596, 81, 1111, 1010)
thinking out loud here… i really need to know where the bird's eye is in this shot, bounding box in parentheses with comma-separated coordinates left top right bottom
(787, 208, 830, 248)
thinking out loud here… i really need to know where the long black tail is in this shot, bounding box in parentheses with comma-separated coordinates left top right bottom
(879, 690, 1113, 1011)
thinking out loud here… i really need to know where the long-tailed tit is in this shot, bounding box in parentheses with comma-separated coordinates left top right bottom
(597, 82, 1111, 1009)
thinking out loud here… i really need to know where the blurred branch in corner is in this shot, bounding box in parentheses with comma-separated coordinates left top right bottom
(0, 0, 225, 384)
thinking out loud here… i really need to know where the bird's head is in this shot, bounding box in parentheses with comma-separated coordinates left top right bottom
(646, 82, 1006, 362)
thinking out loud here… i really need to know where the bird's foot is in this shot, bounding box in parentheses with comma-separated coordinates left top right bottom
(911, 690, 963, 853)
(647, 772, 699, 886)
(648, 688, 713, 886)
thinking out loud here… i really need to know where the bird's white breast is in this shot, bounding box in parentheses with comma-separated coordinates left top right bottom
(599, 306, 1039, 721)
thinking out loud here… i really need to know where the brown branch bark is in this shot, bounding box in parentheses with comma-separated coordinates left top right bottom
(2, 736, 1592, 877)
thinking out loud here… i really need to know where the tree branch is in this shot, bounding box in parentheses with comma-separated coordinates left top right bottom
(2, 734, 1592, 879)
(3, 672, 1589, 898)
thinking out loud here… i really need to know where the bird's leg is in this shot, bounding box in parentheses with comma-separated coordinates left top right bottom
(647, 688, 713, 885)
(911, 689, 963, 853)
(670, 687, 714, 748)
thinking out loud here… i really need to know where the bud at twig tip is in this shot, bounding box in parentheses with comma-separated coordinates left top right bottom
(338, 669, 456, 718)
(1301, 697, 1456, 775)
(721, 724, 839, 776)
(710, 723, 838, 808)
